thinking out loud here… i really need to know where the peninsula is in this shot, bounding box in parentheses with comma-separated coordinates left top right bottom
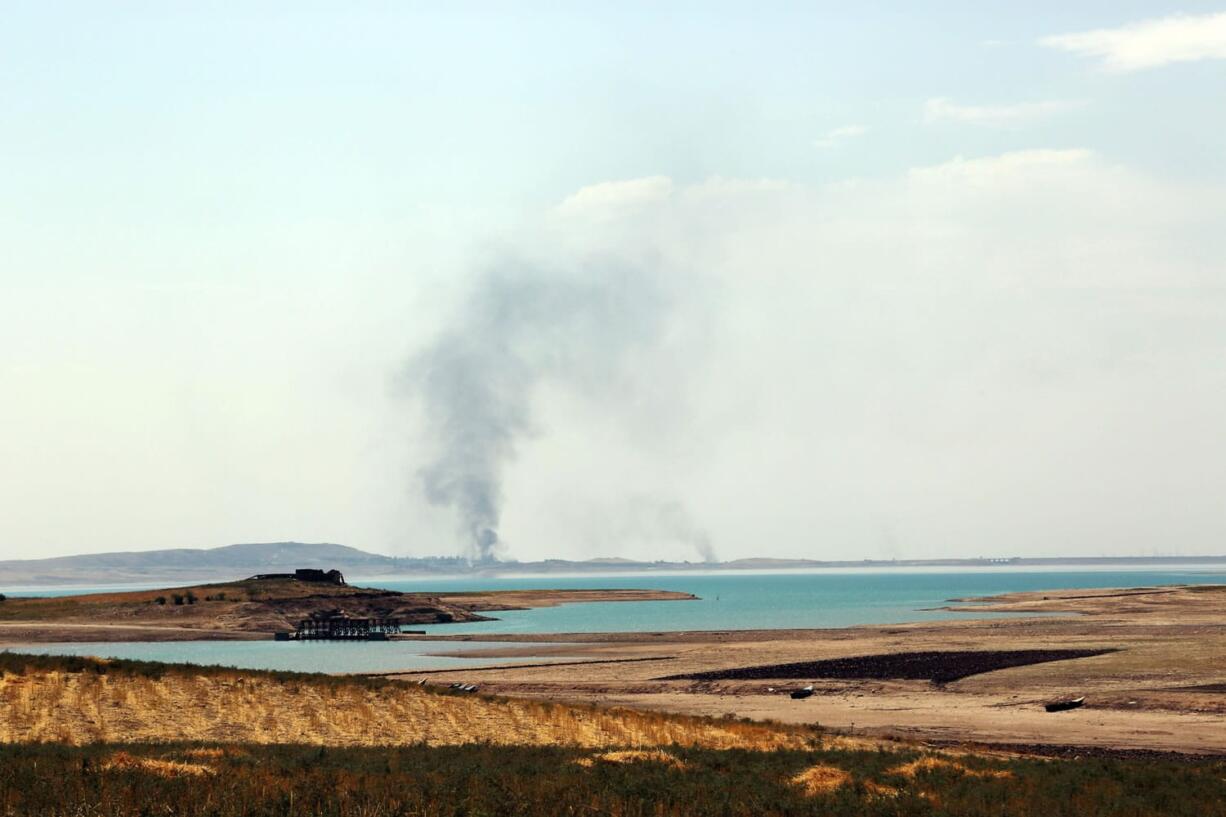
(0, 572, 696, 643)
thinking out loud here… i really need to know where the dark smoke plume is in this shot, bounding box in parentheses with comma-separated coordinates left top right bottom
(407, 259, 667, 562)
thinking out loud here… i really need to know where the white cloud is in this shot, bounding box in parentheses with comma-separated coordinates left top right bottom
(556, 176, 674, 216)
(681, 176, 795, 198)
(813, 124, 868, 149)
(907, 148, 1094, 184)
(924, 97, 1082, 126)
(1042, 12, 1226, 71)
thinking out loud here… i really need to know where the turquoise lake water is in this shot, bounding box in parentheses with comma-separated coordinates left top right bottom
(5, 568, 1225, 672)
(384, 568, 1226, 635)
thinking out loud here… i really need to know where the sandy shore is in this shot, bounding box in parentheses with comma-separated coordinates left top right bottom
(377, 584, 1226, 755)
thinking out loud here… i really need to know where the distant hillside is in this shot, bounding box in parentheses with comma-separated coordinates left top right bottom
(2, 541, 1224, 587)
(0, 542, 466, 586)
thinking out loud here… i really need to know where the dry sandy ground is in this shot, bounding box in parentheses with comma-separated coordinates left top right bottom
(376, 585, 1226, 755)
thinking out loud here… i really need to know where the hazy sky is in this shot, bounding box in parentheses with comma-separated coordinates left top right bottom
(3, 3, 1225, 562)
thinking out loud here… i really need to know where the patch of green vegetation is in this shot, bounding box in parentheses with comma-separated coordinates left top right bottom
(0, 742, 1223, 817)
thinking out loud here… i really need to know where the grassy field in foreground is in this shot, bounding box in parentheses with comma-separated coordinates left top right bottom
(3, 653, 1225, 816)
(0, 652, 809, 749)
(1, 742, 1224, 817)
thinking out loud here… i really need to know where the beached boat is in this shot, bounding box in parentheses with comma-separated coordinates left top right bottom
(1044, 696, 1085, 712)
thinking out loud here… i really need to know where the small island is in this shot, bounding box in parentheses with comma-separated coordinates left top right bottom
(0, 570, 697, 643)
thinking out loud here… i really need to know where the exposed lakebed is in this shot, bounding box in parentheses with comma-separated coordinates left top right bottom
(5, 568, 1226, 673)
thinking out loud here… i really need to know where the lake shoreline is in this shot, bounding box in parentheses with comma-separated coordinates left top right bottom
(372, 584, 1226, 755)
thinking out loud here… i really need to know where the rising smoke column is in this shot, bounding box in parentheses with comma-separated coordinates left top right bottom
(407, 259, 670, 562)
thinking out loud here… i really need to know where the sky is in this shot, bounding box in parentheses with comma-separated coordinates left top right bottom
(2, 2, 1225, 562)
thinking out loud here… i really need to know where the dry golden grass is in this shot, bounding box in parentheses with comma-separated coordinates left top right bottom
(575, 749, 688, 769)
(102, 751, 216, 777)
(887, 755, 1013, 780)
(790, 763, 853, 795)
(863, 779, 902, 797)
(788, 755, 1012, 800)
(0, 670, 811, 750)
(175, 747, 232, 759)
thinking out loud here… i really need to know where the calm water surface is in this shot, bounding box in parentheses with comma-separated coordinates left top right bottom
(381, 568, 1226, 635)
(6, 568, 1225, 671)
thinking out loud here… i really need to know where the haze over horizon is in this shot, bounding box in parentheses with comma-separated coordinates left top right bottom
(3, 4, 1225, 563)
